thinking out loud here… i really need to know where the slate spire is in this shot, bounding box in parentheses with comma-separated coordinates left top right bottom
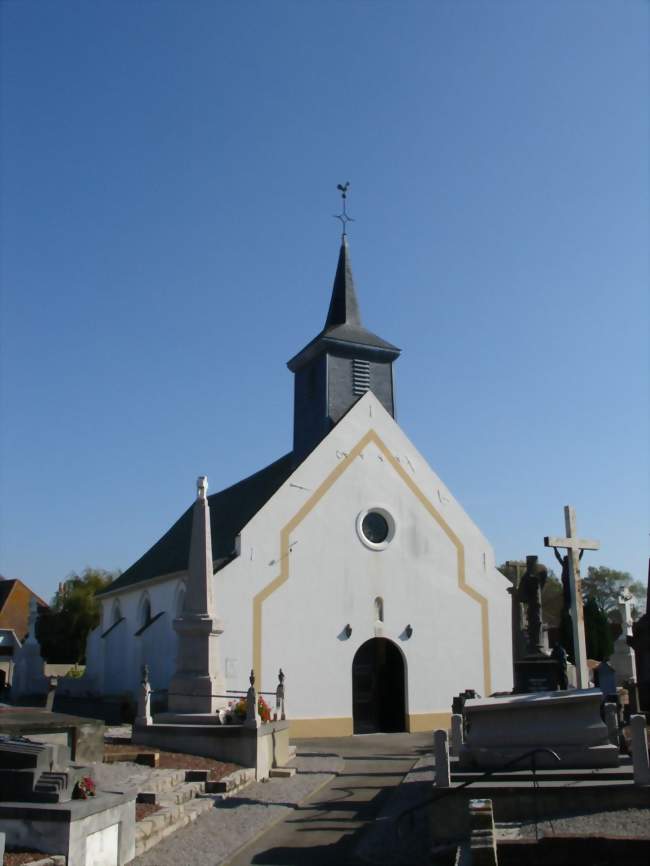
(288, 236, 401, 463)
(324, 238, 361, 330)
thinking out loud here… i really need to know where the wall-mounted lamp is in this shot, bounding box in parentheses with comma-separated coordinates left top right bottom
(344, 623, 352, 639)
(404, 624, 413, 639)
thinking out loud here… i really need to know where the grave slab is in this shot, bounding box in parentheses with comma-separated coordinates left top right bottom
(0, 708, 104, 763)
(458, 688, 619, 770)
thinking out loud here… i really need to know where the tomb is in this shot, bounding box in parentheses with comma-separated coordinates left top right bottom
(457, 688, 619, 769)
(0, 736, 135, 866)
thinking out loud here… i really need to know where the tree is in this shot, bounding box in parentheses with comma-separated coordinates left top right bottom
(583, 596, 614, 661)
(581, 566, 646, 619)
(36, 568, 117, 663)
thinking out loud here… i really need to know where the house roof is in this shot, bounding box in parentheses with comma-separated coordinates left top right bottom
(0, 579, 48, 613)
(99, 452, 295, 596)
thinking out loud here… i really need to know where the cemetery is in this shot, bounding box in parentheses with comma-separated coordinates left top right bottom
(1, 237, 648, 861)
(0, 502, 647, 864)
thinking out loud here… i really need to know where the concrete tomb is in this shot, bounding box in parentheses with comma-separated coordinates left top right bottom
(0, 736, 135, 866)
(457, 688, 620, 770)
(0, 707, 104, 763)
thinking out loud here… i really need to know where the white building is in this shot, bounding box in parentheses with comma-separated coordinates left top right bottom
(86, 237, 512, 736)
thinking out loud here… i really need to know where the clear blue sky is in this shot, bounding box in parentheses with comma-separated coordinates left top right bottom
(1, 0, 648, 603)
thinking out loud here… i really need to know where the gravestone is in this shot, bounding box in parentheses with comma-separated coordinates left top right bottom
(595, 660, 617, 699)
(504, 561, 527, 667)
(10, 598, 50, 700)
(611, 588, 638, 686)
(513, 556, 561, 693)
(0, 735, 135, 866)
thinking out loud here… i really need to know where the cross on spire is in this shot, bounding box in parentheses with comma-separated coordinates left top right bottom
(333, 182, 354, 238)
(544, 505, 600, 689)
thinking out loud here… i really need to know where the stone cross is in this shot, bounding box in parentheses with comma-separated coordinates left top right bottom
(544, 505, 600, 689)
(618, 588, 634, 638)
(25, 596, 39, 645)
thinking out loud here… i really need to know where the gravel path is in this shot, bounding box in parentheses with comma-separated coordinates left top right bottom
(92, 759, 165, 793)
(498, 808, 650, 839)
(131, 751, 343, 866)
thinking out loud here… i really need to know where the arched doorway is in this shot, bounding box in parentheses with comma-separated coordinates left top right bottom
(352, 638, 406, 734)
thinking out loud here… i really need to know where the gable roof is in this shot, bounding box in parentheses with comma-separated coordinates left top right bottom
(99, 452, 295, 596)
(0, 579, 48, 642)
(0, 579, 48, 613)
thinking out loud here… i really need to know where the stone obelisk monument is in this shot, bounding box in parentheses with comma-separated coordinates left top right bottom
(168, 476, 226, 714)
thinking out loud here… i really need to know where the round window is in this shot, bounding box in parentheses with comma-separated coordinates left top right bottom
(356, 508, 396, 550)
(362, 512, 389, 544)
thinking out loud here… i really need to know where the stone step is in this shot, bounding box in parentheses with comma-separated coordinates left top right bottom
(137, 768, 187, 795)
(269, 766, 296, 779)
(135, 795, 214, 857)
(157, 780, 206, 807)
(452, 769, 634, 784)
(205, 767, 255, 795)
(134, 766, 255, 856)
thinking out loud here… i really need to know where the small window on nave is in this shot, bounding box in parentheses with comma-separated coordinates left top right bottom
(175, 583, 186, 617)
(374, 596, 384, 623)
(139, 594, 152, 629)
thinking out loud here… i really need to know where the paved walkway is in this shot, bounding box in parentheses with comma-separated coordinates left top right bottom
(133, 732, 431, 866)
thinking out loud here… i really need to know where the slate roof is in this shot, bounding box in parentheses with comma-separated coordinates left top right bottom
(99, 452, 295, 596)
(287, 238, 400, 371)
(0, 581, 15, 611)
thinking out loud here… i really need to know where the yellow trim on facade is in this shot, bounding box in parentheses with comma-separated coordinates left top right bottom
(289, 712, 452, 738)
(407, 712, 452, 733)
(253, 428, 492, 696)
(289, 717, 354, 738)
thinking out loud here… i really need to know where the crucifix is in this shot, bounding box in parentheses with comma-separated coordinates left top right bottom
(544, 505, 600, 689)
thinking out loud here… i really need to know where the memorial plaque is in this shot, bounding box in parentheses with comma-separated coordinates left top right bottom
(514, 658, 561, 693)
(85, 823, 119, 866)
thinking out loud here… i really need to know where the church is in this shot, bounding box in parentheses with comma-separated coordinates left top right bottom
(84, 233, 512, 737)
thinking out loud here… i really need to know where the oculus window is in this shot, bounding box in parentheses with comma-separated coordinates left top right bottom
(356, 508, 396, 551)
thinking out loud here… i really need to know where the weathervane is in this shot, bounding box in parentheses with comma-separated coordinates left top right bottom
(334, 182, 354, 237)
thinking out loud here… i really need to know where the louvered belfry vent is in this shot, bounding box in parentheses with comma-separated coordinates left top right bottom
(287, 238, 400, 462)
(352, 359, 371, 395)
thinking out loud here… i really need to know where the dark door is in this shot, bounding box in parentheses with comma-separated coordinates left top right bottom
(352, 638, 406, 734)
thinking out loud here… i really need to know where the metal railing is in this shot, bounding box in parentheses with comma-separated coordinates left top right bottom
(396, 747, 561, 839)
(138, 666, 286, 723)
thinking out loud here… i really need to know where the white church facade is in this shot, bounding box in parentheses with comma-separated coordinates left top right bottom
(84, 237, 512, 737)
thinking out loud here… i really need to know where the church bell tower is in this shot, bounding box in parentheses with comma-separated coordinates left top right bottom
(287, 236, 401, 463)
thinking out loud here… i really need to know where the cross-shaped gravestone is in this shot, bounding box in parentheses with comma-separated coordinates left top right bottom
(544, 505, 600, 689)
(618, 588, 634, 638)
